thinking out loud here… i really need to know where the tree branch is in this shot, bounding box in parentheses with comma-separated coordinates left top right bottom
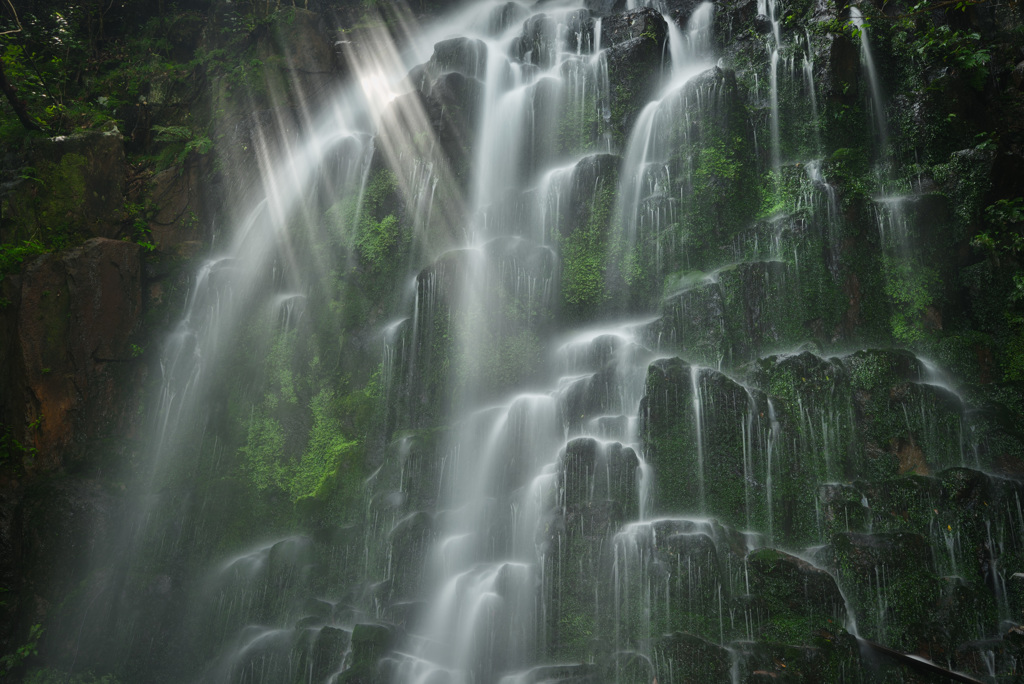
(0, 58, 44, 132)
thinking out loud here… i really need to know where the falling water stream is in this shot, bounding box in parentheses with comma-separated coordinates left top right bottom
(55, 0, 1024, 682)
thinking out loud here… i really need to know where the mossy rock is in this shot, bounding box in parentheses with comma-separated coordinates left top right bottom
(745, 548, 849, 643)
(732, 635, 863, 683)
(641, 358, 778, 538)
(827, 532, 941, 651)
(387, 511, 434, 601)
(335, 623, 398, 683)
(652, 632, 733, 684)
(560, 437, 640, 513)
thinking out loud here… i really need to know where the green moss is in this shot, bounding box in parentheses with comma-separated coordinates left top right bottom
(558, 174, 617, 321)
(291, 389, 360, 502)
(882, 255, 940, 345)
(241, 412, 286, 491)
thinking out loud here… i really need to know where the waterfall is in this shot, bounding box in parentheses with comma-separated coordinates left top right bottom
(850, 6, 888, 155)
(33, 0, 1024, 682)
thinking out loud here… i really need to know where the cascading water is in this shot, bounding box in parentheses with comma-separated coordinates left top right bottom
(849, 7, 888, 156)
(38, 0, 1024, 682)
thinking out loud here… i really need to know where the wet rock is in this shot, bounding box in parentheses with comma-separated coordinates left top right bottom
(603, 9, 667, 139)
(828, 532, 940, 651)
(216, 106, 307, 199)
(12, 477, 121, 625)
(397, 429, 449, 511)
(514, 14, 560, 69)
(548, 489, 626, 659)
(746, 548, 848, 641)
(641, 358, 770, 532)
(733, 636, 863, 683)
(620, 66, 756, 278)
(854, 475, 944, 536)
(609, 517, 751, 646)
(645, 277, 727, 365)
(0, 238, 143, 473)
(560, 365, 628, 432)
(584, 0, 626, 17)
(600, 7, 667, 47)
(955, 636, 1018, 681)
(818, 483, 870, 539)
(310, 626, 350, 682)
(561, 437, 640, 512)
(712, 0, 758, 47)
(146, 156, 212, 254)
(652, 0, 712, 28)
(258, 9, 335, 73)
(652, 260, 806, 366)
(387, 512, 433, 601)
(509, 664, 601, 683)
(562, 10, 596, 53)
(551, 153, 619, 240)
(826, 33, 860, 106)
(487, 2, 530, 35)
(419, 71, 485, 182)
(426, 37, 488, 81)
(255, 8, 337, 106)
(337, 623, 398, 684)
(654, 632, 733, 683)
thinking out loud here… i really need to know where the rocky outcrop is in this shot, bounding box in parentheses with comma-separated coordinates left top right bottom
(145, 156, 213, 255)
(604, 9, 668, 141)
(0, 238, 144, 473)
(256, 8, 338, 97)
(1, 130, 127, 243)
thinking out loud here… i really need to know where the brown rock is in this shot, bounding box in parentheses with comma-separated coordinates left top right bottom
(895, 438, 930, 476)
(147, 158, 211, 253)
(0, 238, 143, 474)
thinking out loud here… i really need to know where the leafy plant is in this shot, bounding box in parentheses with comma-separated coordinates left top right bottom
(152, 124, 213, 168)
(0, 239, 47, 275)
(0, 623, 43, 677)
(910, 16, 991, 91)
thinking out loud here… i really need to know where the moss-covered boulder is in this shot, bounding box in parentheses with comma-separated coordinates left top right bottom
(745, 548, 848, 643)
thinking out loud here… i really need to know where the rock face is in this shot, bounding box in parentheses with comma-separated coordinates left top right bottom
(146, 156, 212, 254)
(256, 8, 338, 98)
(0, 238, 143, 472)
(2, 130, 127, 243)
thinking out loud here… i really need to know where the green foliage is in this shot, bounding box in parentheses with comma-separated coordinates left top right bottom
(241, 412, 286, 491)
(0, 623, 43, 678)
(0, 239, 47, 275)
(151, 125, 213, 170)
(357, 214, 400, 269)
(910, 20, 990, 91)
(561, 228, 606, 307)
(291, 389, 359, 502)
(0, 423, 39, 470)
(973, 197, 1024, 256)
(883, 256, 939, 344)
(267, 330, 299, 406)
